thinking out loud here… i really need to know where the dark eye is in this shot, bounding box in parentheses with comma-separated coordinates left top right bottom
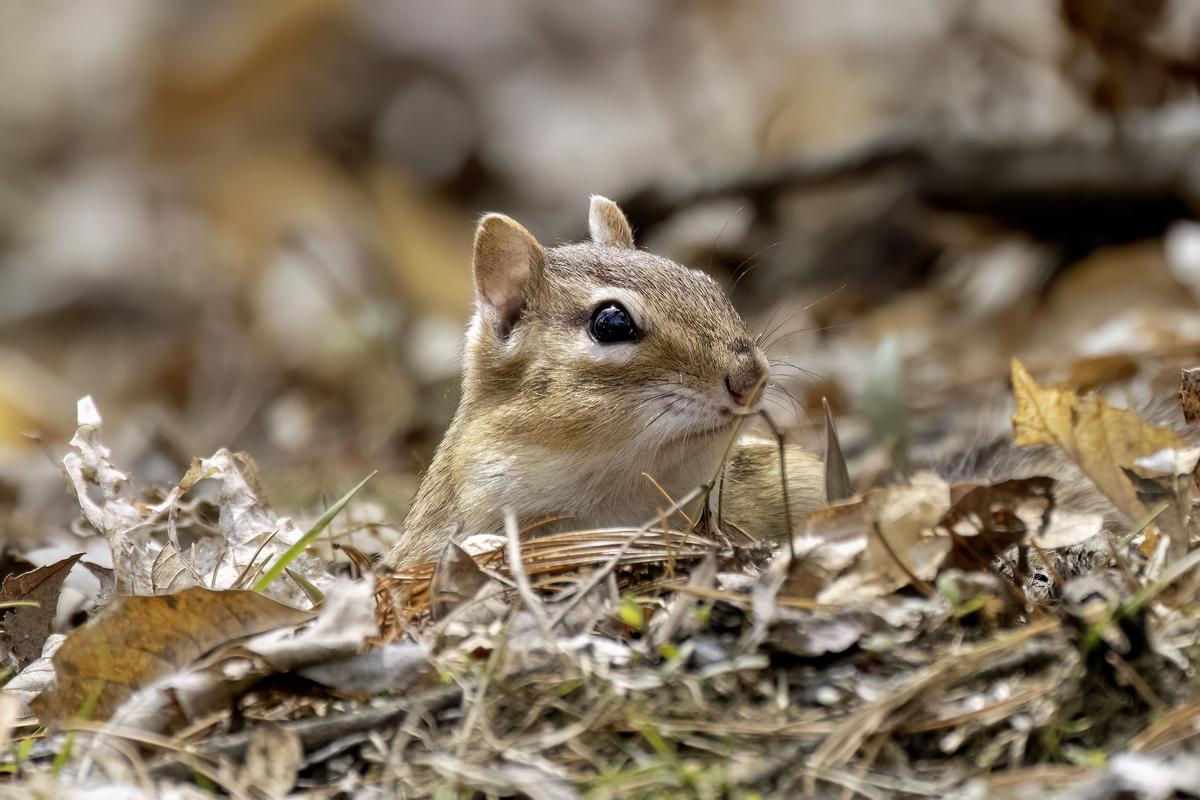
(589, 302, 639, 343)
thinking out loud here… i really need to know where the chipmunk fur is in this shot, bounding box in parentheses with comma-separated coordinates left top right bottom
(386, 196, 825, 566)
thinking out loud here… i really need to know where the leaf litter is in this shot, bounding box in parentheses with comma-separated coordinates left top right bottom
(3, 369, 1200, 797)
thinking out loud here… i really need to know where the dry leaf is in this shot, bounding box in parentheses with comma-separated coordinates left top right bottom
(60, 396, 329, 606)
(1011, 358, 1184, 526)
(829, 473, 952, 603)
(240, 723, 303, 800)
(784, 502, 875, 599)
(100, 579, 377, 736)
(149, 544, 202, 594)
(1181, 367, 1200, 424)
(429, 540, 489, 621)
(940, 477, 1103, 567)
(81, 562, 116, 609)
(32, 588, 312, 724)
(796, 473, 952, 604)
(1032, 510, 1105, 550)
(2, 634, 64, 718)
(0, 554, 81, 668)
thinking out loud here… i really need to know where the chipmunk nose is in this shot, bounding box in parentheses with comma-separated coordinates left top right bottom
(725, 346, 767, 407)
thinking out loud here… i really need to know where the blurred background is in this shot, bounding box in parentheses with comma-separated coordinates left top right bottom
(4, 0, 1200, 557)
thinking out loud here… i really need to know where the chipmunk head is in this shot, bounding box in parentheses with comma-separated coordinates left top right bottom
(462, 196, 767, 468)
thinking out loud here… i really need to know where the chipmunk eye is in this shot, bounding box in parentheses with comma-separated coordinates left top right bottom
(589, 302, 639, 344)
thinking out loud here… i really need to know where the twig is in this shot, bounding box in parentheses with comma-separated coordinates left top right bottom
(548, 486, 704, 630)
(758, 409, 796, 563)
(1105, 651, 1165, 713)
(810, 618, 1061, 778)
(503, 509, 554, 641)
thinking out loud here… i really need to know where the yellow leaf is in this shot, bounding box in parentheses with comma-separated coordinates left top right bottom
(1011, 358, 1078, 451)
(1010, 358, 1183, 524)
(618, 595, 644, 631)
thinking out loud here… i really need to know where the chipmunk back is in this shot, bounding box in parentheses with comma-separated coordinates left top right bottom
(386, 197, 825, 566)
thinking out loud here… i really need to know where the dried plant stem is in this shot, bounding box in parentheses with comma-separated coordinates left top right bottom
(503, 510, 553, 641)
(549, 485, 703, 630)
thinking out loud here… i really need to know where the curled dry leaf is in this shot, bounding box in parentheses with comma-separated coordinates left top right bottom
(1011, 358, 1184, 535)
(60, 396, 328, 606)
(61, 397, 139, 589)
(31, 587, 313, 724)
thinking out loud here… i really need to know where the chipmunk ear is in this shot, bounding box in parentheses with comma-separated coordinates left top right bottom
(473, 213, 545, 339)
(588, 195, 635, 249)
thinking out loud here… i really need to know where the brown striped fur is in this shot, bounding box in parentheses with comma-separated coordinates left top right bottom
(386, 197, 824, 566)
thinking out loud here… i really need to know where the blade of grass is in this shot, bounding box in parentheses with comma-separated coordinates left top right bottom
(254, 471, 376, 593)
(286, 568, 326, 605)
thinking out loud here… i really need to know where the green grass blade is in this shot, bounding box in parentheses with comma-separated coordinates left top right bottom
(254, 471, 376, 593)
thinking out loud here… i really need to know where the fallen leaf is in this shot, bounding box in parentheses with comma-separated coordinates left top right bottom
(299, 642, 433, 694)
(32, 588, 312, 724)
(851, 472, 952, 599)
(102, 579, 377, 736)
(940, 477, 1103, 566)
(783, 502, 874, 599)
(429, 540, 490, 621)
(768, 608, 867, 657)
(2, 634, 64, 718)
(796, 473, 953, 604)
(0, 554, 82, 668)
(941, 478, 1050, 569)
(240, 723, 303, 800)
(1011, 358, 1184, 526)
(59, 396, 329, 606)
(81, 562, 116, 609)
(1181, 367, 1200, 424)
(1032, 510, 1105, 550)
(150, 544, 202, 594)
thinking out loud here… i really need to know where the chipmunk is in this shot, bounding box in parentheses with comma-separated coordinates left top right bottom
(385, 196, 826, 567)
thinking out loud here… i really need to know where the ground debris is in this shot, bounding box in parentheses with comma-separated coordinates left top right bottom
(4, 371, 1200, 798)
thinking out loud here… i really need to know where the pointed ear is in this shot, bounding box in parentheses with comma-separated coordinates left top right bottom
(588, 195, 635, 249)
(473, 213, 545, 339)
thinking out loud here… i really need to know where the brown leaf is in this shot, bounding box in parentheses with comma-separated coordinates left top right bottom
(941, 479, 1050, 569)
(940, 477, 1104, 573)
(858, 473, 952, 592)
(32, 587, 312, 724)
(783, 500, 869, 599)
(1032, 510, 1105, 550)
(429, 540, 489, 621)
(0, 555, 82, 668)
(1011, 357, 1184, 524)
(81, 562, 115, 609)
(240, 723, 303, 800)
(1181, 367, 1200, 425)
(807, 473, 953, 603)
